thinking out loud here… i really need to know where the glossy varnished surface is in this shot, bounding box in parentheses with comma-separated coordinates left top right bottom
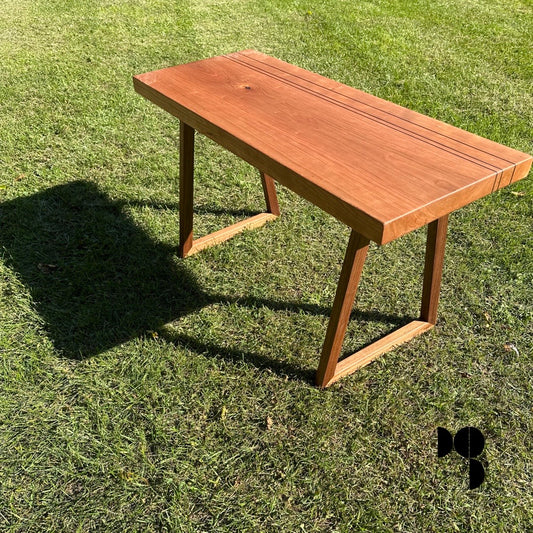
(134, 50, 531, 244)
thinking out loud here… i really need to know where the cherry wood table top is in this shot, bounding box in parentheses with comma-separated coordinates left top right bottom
(134, 50, 531, 244)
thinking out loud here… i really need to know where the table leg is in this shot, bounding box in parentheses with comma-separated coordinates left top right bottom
(260, 172, 280, 216)
(315, 216, 449, 388)
(420, 215, 449, 324)
(179, 121, 195, 258)
(177, 123, 279, 258)
(316, 230, 370, 387)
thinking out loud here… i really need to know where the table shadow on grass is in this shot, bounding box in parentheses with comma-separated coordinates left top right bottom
(0, 180, 411, 382)
(0, 180, 200, 358)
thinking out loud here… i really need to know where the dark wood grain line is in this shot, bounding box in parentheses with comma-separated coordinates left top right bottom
(496, 170, 504, 191)
(491, 171, 500, 193)
(505, 164, 517, 188)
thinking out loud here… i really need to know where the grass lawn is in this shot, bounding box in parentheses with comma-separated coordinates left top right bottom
(1, 0, 532, 530)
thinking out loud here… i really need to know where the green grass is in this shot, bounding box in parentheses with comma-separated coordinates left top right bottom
(1, 0, 532, 530)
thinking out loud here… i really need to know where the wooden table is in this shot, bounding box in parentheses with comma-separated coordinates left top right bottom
(134, 50, 531, 387)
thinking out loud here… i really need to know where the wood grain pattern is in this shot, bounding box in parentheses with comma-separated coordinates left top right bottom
(134, 50, 532, 244)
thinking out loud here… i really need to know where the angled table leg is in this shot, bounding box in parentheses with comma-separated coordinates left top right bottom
(178, 122, 280, 258)
(315, 230, 370, 387)
(316, 216, 449, 388)
(261, 172, 280, 216)
(420, 215, 449, 324)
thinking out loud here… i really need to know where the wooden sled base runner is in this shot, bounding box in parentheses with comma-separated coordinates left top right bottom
(315, 216, 447, 388)
(177, 122, 280, 258)
(134, 50, 532, 388)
